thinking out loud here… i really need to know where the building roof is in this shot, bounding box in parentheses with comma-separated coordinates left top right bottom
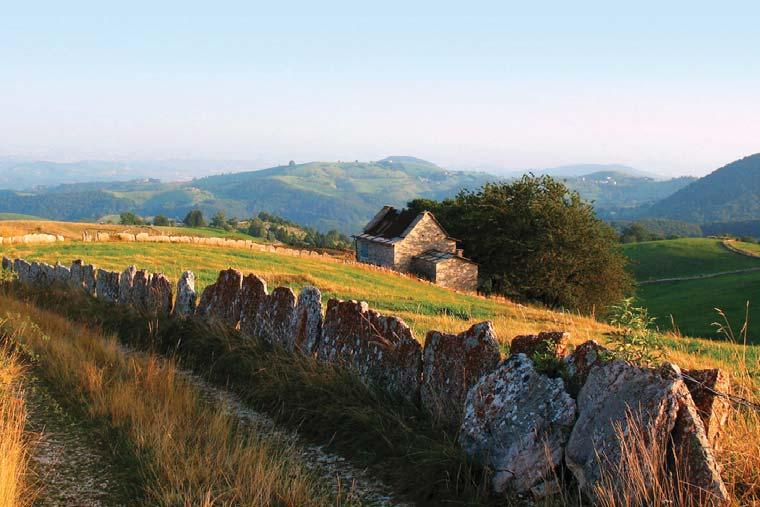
(413, 249, 478, 265)
(363, 206, 420, 239)
(353, 205, 458, 244)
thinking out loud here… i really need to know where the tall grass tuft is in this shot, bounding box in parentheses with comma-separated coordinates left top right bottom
(0, 345, 32, 507)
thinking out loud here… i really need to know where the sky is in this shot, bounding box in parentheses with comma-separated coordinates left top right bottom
(1, 1, 759, 177)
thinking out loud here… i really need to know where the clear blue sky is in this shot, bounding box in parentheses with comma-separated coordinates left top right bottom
(2, 1, 758, 176)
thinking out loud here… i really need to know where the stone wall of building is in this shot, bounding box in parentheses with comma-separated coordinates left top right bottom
(356, 239, 395, 268)
(393, 213, 456, 272)
(434, 257, 478, 292)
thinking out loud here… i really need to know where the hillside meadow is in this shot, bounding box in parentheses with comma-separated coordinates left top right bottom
(624, 238, 760, 344)
(622, 237, 760, 281)
(2, 238, 758, 386)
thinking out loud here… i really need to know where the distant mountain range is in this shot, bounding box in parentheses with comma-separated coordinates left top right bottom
(1, 153, 758, 234)
(0, 157, 268, 190)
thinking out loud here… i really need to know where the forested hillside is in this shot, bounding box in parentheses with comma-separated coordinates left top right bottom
(643, 153, 760, 223)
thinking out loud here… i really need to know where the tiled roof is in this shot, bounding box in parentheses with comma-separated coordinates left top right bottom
(413, 249, 477, 265)
(363, 206, 420, 240)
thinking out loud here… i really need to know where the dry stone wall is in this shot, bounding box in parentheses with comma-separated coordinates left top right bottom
(175, 271, 196, 317)
(1, 255, 733, 504)
(421, 322, 500, 429)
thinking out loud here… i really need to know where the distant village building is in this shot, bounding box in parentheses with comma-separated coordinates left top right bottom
(353, 206, 478, 292)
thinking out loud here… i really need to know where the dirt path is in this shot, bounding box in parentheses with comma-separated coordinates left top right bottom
(638, 267, 760, 285)
(183, 370, 413, 507)
(23, 373, 139, 507)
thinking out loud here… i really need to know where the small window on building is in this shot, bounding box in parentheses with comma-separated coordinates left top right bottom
(358, 241, 368, 259)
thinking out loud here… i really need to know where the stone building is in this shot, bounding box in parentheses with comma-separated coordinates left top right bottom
(354, 206, 478, 291)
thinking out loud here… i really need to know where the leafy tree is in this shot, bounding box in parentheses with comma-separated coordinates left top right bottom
(119, 211, 142, 225)
(210, 211, 227, 229)
(152, 214, 170, 226)
(619, 223, 659, 243)
(408, 175, 633, 313)
(183, 209, 206, 227)
(247, 218, 266, 237)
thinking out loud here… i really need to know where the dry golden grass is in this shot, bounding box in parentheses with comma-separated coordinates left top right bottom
(0, 345, 32, 507)
(0, 295, 336, 506)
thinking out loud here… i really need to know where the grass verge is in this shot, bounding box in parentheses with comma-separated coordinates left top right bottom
(0, 344, 32, 507)
(0, 291, 338, 506)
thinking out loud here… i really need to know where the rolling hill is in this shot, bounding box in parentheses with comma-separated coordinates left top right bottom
(643, 153, 760, 223)
(0, 156, 699, 234)
(623, 237, 760, 341)
(561, 171, 695, 215)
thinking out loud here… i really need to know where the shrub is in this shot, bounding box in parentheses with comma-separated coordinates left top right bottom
(606, 298, 665, 366)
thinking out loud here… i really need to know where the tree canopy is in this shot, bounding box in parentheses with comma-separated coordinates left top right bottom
(183, 209, 206, 227)
(408, 175, 633, 313)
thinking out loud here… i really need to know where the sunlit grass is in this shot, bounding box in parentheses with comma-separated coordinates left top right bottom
(0, 295, 336, 506)
(0, 345, 32, 507)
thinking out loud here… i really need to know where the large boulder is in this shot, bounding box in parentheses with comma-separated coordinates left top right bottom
(682, 369, 730, 447)
(175, 271, 197, 317)
(563, 340, 609, 396)
(318, 299, 422, 402)
(459, 354, 576, 494)
(147, 273, 173, 316)
(510, 331, 568, 359)
(118, 266, 137, 306)
(256, 287, 297, 349)
(196, 268, 243, 327)
(95, 269, 120, 303)
(421, 322, 501, 429)
(239, 274, 268, 338)
(669, 367, 730, 506)
(290, 286, 323, 355)
(565, 361, 728, 505)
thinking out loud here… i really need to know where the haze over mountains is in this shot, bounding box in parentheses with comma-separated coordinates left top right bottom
(0, 153, 758, 234)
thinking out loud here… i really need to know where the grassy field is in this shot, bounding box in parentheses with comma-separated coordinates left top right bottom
(0, 219, 270, 243)
(636, 271, 760, 343)
(622, 237, 760, 281)
(623, 238, 760, 343)
(728, 240, 760, 256)
(0, 240, 615, 346)
(2, 238, 758, 382)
